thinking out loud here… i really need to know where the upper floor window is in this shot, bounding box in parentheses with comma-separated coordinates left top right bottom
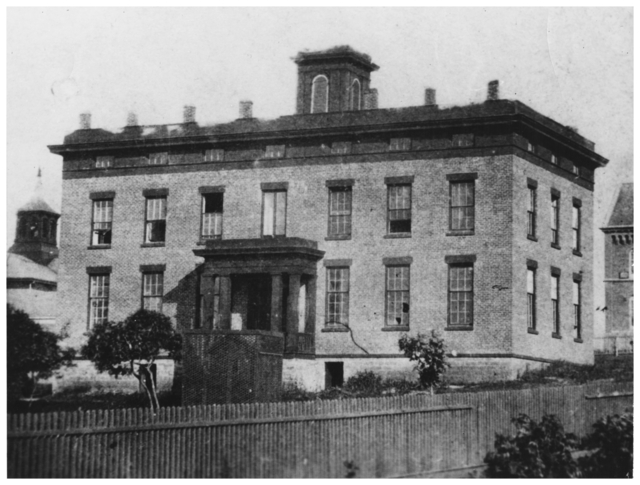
(95, 156, 113, 169)
(349, 79, 361, 111)
(573, 278, 581, 341)
(390, 137, 411, 152)
(386, 265, 410, 327)
(527, 266, 536, 331)
(630, 249, 634, 277)
(551, 154, 558, 165)
(149, 152, 169, 165)
(448, 264, 473, 327)
(387, 184, 412, 234)
(551, 193, 560, 247)
(92, 199, 113, 246)
(88, 274, 110, 328)
(326, 267, 350, 327)
(311, 75, 329, 114)
(262, 188, 287, 236)
(142, 272, 164, 313)
(551, 272, 560, 336)
(452, 133, 474, 148)
(450, 181, 475, 232)
(328, 186, 352, 238)
(527, 184, 537, 238)
(572, 162, 580, 176)
(526, 141, 534, 152)
(265, 145, 286, 159)
(145, 197, 167, 243)
(204, 149, 224, 162)
(201, 192, 223, 240)
(572, 202, 581, 252)
(331, 141, 351, 155)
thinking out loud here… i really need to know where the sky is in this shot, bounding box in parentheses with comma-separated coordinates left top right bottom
(5, 8, 633, 335)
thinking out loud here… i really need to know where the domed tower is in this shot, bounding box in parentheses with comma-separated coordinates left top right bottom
(9, 169, 60, 266)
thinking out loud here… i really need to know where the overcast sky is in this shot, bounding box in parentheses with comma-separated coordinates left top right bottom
(6, 8, 633, 334)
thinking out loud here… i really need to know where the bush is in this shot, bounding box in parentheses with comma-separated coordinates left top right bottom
(579, 413, 633, 478)
(343, 371, 384, 396)
(484, 414, 580, 478)
(398, 330, 449, 393)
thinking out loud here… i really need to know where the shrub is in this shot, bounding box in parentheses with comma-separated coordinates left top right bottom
(7, 305, 75, 402)
(579, 413, 633, 478)
(343, 371, 384, 396)
(281, 383, 315, 402)
(484, 414, 580, 478)
(398, 330, 448, 393)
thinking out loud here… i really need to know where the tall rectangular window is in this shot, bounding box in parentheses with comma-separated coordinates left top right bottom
(573, 279, 581, 340)
(265, 145, 286, 159)
(551, 194, 560, 246)
(386, 266, 410, 326)
(328, 187, 352, 238)
(551, 273, 560, 335)
(390, 138, 411, 151)
(527, 186, 536, 238)
(89, 274, 110, 327)
(387, 184, 412, 234)
(198, 275, 221, 329)
(527, 267, 536, 331)
(572, 163, 580, 176)
(142, 273, 164, 312)
(450, 181, 475, 231)
(262, 190, 286, 236)
(95, 156, 113, 168)
(149, 152, 168, 165)
(201, 193, 223, 239)
(92, 199, 113, 245)
(145, 197, 167, 243)
(572, 204, 581, 252)
(326, 268, 349, 326)
(448, 265, 473, 326)
(204, 149, 224, 162)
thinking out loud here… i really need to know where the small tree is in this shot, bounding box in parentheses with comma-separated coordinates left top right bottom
(579, 413, 633, 478)
(398, 330, 448, 394)
(81, 309, 182, 410)
(7, 304, 75, 401)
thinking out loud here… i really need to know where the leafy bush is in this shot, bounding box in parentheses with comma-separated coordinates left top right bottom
(343, 371, 384, 396)
(484, 414, 580, 478)
(7, 305, 75, 401)
(81, 309, 181, 410)
(398, 330, 449, 393)
(579, 413, 633, 478)
(281, 382, 315, 402)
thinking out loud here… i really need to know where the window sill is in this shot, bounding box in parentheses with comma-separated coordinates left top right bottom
(550, 243, 561, 250)
(445, 326, 474, 331)
(141, 242, 166, 248)
(527, 328, 539, 335)
(446, 230, 475, 237)
(381, 326, 410, 332)
(552, 332, 562, 339)
(527, 235, 538, 242)
(197, 237, 222, 245)
(325, 235, 351, 241)
(384, 233, 411, 239)
(574, 338, 584, 344)
(573, 250, 582, 257)
(87, 245, 111, 250)
(321, 326, 349, 333)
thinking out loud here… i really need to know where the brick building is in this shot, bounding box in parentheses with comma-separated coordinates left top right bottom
(600, 183, 633, 346)
(48, 46, 607, 394)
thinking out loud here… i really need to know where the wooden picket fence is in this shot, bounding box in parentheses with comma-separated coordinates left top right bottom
(7, 380, 633, 478)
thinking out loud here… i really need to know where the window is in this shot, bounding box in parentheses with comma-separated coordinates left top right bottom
(630, 249, 634, 277)
(551, 273, 560, 336)
(551, 154, 558, 165)
(527, 141, 534, 152)
(551, 194, 560, 246)
(450, 181, 475, 231)
(572, 203, 581, 252)
(198, 275, 221, 329)
(572, 163, 580, 176)
(573, 279, 581, 340)
(96, 156, 113, 168)
(149, 152, 169, 165)
(326, 268, 349, 327)
(452, 133, 474, 147)
(145, 197, 167, 243)
(201, 193, 223, 239)
(331, 141, 351, 155)
(262, 190, 286, 236)
(349, 79, 361, 111)
(527, 185, 537, 238)
(390, 137, 411, 151)
(386, 266, 410, 326)
(204, 149, 224, 162)
(89, 274, 110, 327)
(265, 145, 285, 159)
(387, 184, 412, 234)
(92, 199, 113, 245)
(630, 296, 634, 328)
(448, 265, 473, 326)
(142, 272, 164, 312)
(311, 75, 329, 113)
(328, 187, 352, 238)
(527, 267, 536, 331)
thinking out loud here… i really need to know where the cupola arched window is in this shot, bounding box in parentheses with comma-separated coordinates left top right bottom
(28, 216, 39, 239)
(349, 79, 361, 111)
(18, 216, 27, 239)
(311, 75, 329, 113)
(43, 218, 50, 242)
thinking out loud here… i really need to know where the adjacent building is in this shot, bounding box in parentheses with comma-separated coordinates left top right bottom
(48, 46, 608, 394)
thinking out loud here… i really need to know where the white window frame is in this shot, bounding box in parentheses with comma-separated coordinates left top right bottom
(310, 75, 329, 114)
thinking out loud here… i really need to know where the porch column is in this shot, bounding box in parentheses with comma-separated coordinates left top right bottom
(219, 275, 232, 330)
(270, 273, 283, 332)
(305, 275, 317, 335)
(200, 274, 215, 330)
(286, 273, 301, 353)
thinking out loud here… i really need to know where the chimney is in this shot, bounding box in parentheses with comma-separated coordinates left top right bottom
(126, 112, 138, 126)
(79, 112, 91, 129)
(487, 80, 500, 101)
(239, 100, 253, 119)
(424, 88, 437, 107)
(183, 105, 196, 123)
(363, 89, 378, 110)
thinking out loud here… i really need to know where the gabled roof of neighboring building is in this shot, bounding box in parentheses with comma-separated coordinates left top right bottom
(605, 183, 633, 227)
(7, 253, 57, 283)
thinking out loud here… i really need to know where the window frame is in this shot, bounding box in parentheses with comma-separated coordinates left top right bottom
(325, 267, 350, 328)
(551, 269, 561, 337)
(88, 273, 110, 328)
(386, 183, 412, 235)
(527, 265, 537, 332)
(573, 276, 582, 342)
(447, 263, 474, 328)
(95, 155, 113, 169)
(449, 180, 475, 233)
(349, 79, 361, 111)
(384, 265, 411, 328)
(200, 192, 224, 240)
(550, 191, 560, 247)
(527, 181, 537, 239)
(149, 152, 169, 165)
(141, 272, 164, 313)
(310, 74, 329, 114)
(91, 198, 114, 247)
(261, 188, 287, 237)
(204, 149, 224, 162)
(144, 196, 167, 244)
(327, 185, 352, 239)
(572, 202, 581, 253)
